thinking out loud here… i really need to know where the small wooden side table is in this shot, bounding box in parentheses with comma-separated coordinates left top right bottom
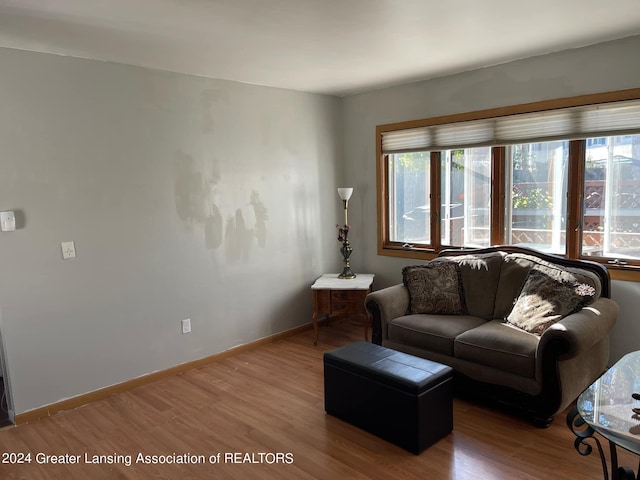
(311, 273, 375, 345)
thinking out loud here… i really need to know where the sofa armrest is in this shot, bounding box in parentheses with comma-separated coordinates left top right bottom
(538, 297, 619, 359)
(534, 297, 618, 418)
(365, 284, 409, 345)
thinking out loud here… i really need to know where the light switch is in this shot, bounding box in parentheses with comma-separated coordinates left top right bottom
(61, 241, 76, 259)
(0, 211, 15, 232)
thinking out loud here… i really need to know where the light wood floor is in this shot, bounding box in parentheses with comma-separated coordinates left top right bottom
(0, 320, 635, 479)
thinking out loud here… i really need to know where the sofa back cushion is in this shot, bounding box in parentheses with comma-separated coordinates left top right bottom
(432, 252, 505, 320)
(402, 262, 467, 314)
(505, 268, 598, 334)
(493, 252, 602, 320)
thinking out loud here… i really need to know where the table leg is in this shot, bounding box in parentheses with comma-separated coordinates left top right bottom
(613, 449, 638, 480)
(567, 406, 640, 480)
(566, 405, 609, 480)
(312, 310, 319, 346)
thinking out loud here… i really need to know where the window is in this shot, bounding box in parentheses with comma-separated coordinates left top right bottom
(505, 141, 568, 254)
(388, 152, 431, 245)
(441, 148, 491, 248)
(376, 88, 640, 277)
(582, 134, 640, 262)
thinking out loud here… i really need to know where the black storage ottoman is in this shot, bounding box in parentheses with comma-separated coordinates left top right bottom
(324, 341, 453, 454)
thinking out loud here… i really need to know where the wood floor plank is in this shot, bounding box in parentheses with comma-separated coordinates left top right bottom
(0, 320, 635, 479)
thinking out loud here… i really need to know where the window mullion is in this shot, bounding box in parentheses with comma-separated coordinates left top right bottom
(491, 147, 505, 245)
(430, 152, 441, 250)
(567, 141, 584, 259)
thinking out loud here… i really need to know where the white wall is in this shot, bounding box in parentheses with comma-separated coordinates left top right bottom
(0, 48, 343, 415)
(342, 35, 640, 364)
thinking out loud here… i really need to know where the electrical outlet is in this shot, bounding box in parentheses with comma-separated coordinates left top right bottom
(61, 241, 76, 259)
(181, 318, 191, 334)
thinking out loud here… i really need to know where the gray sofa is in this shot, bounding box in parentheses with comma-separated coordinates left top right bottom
(364, 246, 619, 426)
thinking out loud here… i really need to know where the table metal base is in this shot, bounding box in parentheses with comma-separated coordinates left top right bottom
(567, 406, 640, 480)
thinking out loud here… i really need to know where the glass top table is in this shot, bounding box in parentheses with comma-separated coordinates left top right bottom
(568, 351, 640, 480)
(577, 351, 640, 455)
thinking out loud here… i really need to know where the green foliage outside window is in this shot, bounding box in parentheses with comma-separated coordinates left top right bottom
(512, 188, 552, 210)
(396, 152, 429, 171)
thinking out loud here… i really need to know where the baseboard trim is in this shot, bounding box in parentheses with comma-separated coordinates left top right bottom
(14, 322, 313, 425)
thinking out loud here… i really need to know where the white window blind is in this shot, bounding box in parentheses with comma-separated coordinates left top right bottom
(433, 119, 494, 150)
(381, 99, 640, 153)
(381, 127, 431, 153)
(580, 99, 640, 138)
(494, 110, 575, 143)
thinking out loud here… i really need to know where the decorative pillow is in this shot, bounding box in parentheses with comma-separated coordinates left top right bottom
(506, 268, 597, 335)
(402, 262, 467, 315)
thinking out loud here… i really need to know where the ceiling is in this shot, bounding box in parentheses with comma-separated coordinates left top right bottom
(1, 0, 640, 96)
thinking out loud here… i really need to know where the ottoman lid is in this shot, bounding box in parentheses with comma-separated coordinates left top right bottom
(324, 342, 452, 395)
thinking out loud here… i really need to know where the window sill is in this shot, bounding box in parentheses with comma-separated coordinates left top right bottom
(379, 245, 438, 261)
(605, 265, 640, 283)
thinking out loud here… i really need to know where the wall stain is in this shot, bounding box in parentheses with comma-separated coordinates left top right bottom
(204, 204, 223, 249)
(251, 191, 268, 249)
(174, 151, 205, 229)
(174, 150, 268, 263)
(224, 214, 241, 263)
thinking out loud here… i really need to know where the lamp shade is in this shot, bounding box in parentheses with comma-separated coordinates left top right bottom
(337, 187, 353, 200)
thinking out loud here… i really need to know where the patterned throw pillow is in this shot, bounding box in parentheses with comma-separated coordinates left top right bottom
(402, 262, 467, 315)
(506, 268, 597, 335)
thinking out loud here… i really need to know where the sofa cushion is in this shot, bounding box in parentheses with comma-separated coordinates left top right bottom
(454, 320, 539, 378)
(433, 252, 505, 320)
(506, 268, 597, 335)
(388, 314, 487, 356)
(493, 252, 602, 320)
(402, 262, 466, 315)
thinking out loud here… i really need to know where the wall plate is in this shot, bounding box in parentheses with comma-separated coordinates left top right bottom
(0, 211, 15, 232)
(61, 241, 76, 259)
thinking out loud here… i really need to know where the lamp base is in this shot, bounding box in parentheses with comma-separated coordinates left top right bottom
(338, 229, 355, 279)
(338, 272, 356, 279)
(338, 263, 356, 279)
